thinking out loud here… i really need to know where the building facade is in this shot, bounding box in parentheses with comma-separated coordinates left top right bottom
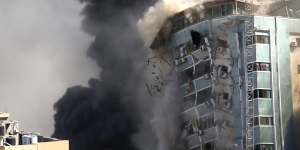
(0, 113, 69, 150)
(148, 0, 300, 150)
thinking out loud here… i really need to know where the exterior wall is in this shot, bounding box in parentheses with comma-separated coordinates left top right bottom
(289, 35, 300, 149)
(254, 16, 300, 150)
(170, 15, 247, 150)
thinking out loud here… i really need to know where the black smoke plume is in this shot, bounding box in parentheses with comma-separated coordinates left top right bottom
(52, 0, 157, 150)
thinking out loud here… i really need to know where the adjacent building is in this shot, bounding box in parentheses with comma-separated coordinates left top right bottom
(147, 0, 300, 149)
(0, 112, 69, 150)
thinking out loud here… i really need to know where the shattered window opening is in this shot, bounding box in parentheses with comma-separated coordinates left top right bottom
(196, 88, 212, 105)
(254, 117, 274, 126)
(247, 62, 271, 73)
(254, 144, 274, 150)
(253, 35, 270, 44)
(203, 142, 215, 150)
(183, 94, 196, 110)
(253, 89, 272, 99)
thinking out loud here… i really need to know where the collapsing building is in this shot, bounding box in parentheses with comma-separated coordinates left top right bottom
(0, 112, 68, 150)
(147, 0, 300, 149)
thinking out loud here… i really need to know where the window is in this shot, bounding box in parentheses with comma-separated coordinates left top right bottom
(184, 119, 200, 136)
(196, 88, 212, 105)
(203, 142, 215, 150)
(298, 64, 300, 74)
(253, 35, 270, 44)
(183, 94, 196, 110)
(194, 60, 211, 78)
(205, 7, 213, 18)
(218, 65, 229, 79)
(237, 2, 246, 14)
(212, 6, 221, 18)
(254, 117, 273, 126)
(179, 67, 194, 84)
(221, 3, 234, 16)
(260, 117, 274, 125)
(198, 114, 214, 130)
(253, 89, 272, 99)
(248, 62, 271, 72)
(255, 144, 274, 150)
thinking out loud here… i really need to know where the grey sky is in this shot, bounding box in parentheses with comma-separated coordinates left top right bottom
(0, 0, 99, 136)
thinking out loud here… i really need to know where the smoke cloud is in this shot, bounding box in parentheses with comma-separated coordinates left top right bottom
(0, 0, 99, 136)
(138, 0, 283, 45)
(52, 0, 163, 150)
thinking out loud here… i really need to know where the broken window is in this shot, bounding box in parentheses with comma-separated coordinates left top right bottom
(223, 93, 229, 100)
(247, 62, 271, 73)
(205, 7, 213, 18)
(217, 65, 229, 79)
(194, 60, 211, 79)
(183, 94, 196, 110)
(203, 142, 215, 150)
(255, 144, 274, 150)
(179, 67, 194, 84)
(212, 6, 221, 18)
(198, 114, 214, 130)
(221, 3, 234, 16)
(237, 2, 246, 14)
(260, 117, 274, 125)
(253, 35, 270, 44)
(253, 89, 272, 99)
(196, 88, 212, 105)
(254, 117, 273, 126)
(190, 30, 205, 49)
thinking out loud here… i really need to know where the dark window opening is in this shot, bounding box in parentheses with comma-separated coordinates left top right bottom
(194, 60, 211, 79)
(260, 117, 274, 125)
(298, 64, 300, 74)
(221, 3, 234, 16)
(253, 35, 270, 44)
(254, 117, 273, 126)
(248, 62, 271, 73)
(205, 7, 213, 18)
(179, 67, 194, 85)
(212, 6, 221, 18)
(296, 38, 300, 46)
(198, 114, 214, 130)
(190, 30, 205, 49)
(254, 117, 259, 126)
(223, 93, 229, 100)
(255, 144, 274, 150)
(237, 2, 246, 14)
(183, 94, 196, 110)
(253, 89, 272, 99)
(203, 142, 215, 150)
(218, 65, 229, 79)
(248, 90, 253, 100)
(196, 88, 212, 105)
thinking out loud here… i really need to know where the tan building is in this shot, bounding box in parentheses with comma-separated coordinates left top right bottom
(0, 112, 69, 150)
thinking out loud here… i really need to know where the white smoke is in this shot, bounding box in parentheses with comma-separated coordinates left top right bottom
(138, 0, 208, 46)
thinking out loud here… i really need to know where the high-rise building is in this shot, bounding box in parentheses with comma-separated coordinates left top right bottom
(0, 112, 69, 150)
(147, 0, 300, 149)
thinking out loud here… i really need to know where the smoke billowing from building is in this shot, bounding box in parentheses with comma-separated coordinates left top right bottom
(138, 0, 282, 45)
(51, 0, 169, 150)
